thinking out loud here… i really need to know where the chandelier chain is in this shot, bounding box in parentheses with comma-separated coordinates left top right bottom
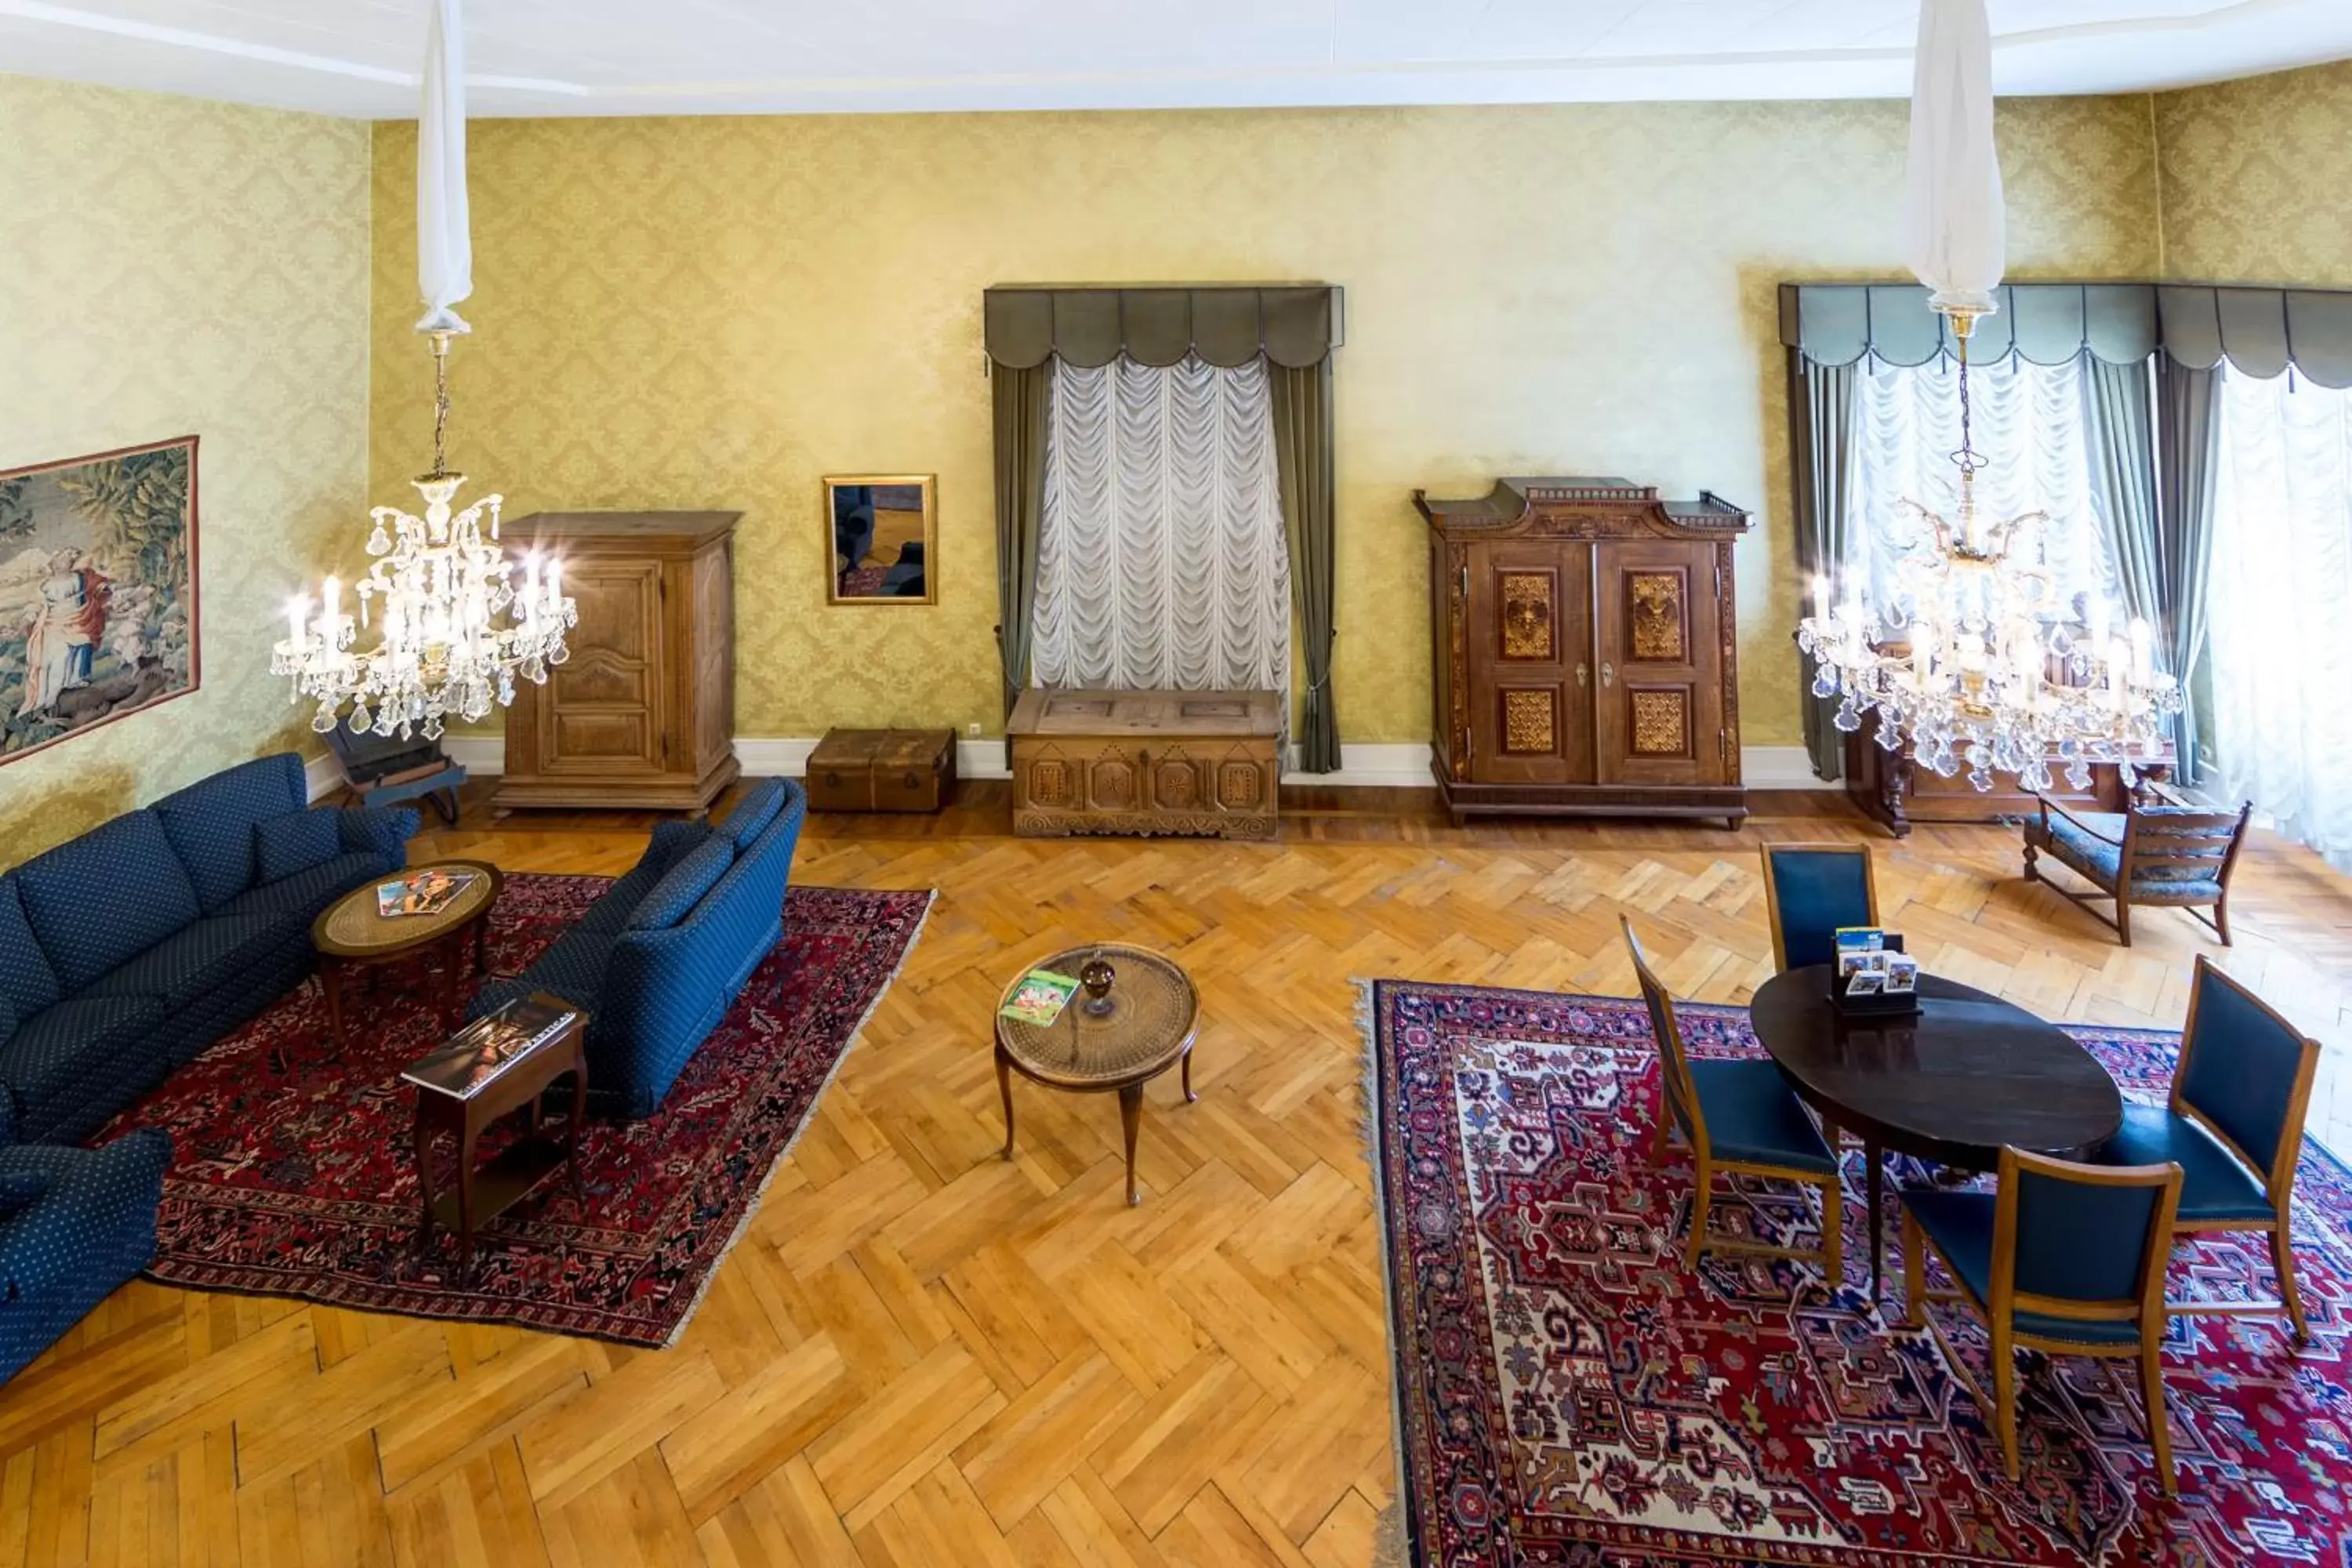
(429, 332, 453, 480)
(1951, 329, 1984, 482)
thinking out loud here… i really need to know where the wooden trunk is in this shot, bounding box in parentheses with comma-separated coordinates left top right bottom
(1843, 713, 2172, 836)
(1417, 477, 1751, 826)
(1007, 688, 1281, 840)
(806, 728, 957, 814)
(496, 511, 740, 813)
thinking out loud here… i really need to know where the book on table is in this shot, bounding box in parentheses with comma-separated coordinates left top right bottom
(377, 867, 477, 919)
(402, 996, 578, 1100)
(1000, 970, 1079, 1027)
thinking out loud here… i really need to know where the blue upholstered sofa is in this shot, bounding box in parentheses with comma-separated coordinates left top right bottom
(0, 1103, 170, 1381)
(0, 753, 417, 1145)
(470, 779, 807, 1118)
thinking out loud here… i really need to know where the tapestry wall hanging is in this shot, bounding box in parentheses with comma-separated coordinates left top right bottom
(0, 435, 199, 763)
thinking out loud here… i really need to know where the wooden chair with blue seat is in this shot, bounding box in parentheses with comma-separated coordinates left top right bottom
(1902, 1145, 2183, 1495)
(2023, 787, 2251, 946)
(2094, 955, 2319, 1342)
(1760, 842, 1879, 973)
(322, 722, 466, 826)
(1621, 916, 1842, 1277)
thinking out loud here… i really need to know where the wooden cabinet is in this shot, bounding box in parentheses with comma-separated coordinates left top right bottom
(1844, 713, 2172, 836)
(1416, 477, 1751, 826)
(495, 511, 740, 813)
(1008, 688, 1281, 840)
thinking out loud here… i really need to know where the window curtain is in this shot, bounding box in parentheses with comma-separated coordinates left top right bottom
(1031, 354, 1291, 700)
(2154, 359, 2223, 785)
(2082, 357, 2164, 646)
(1848, 352, 2117, 622)
(992, 364, 1050, 753)
(2209, 371, 2352, 865)
(1789, 357, 1856, 781)
(1271, 359, 1339, 772)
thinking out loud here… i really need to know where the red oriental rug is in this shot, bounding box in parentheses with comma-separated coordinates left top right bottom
(1361, 980, 2352, 1567)
(100, 876, 931, 1348)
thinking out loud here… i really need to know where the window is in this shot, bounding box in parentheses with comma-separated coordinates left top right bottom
(1846, 354, 2118, 626)
(2209, 370, 2352, 866)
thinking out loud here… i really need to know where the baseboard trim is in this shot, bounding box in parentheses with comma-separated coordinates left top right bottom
(430, 735, 1838, 793)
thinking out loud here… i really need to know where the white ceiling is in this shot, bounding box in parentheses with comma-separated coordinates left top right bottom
(2, 0, 2347, 119)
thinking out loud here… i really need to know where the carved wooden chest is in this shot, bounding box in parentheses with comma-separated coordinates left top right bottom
(1007, 688, 1281, 840)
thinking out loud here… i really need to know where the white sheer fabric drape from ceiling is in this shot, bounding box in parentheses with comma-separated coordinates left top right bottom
(1033, 354, 1290, 702)
(2209, 370, 2352, 868)
(1847, 354, 2117, 623)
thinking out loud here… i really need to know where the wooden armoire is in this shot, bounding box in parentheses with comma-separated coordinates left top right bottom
(495, 511, 740, 813)
(1416, 477, 1751, 826)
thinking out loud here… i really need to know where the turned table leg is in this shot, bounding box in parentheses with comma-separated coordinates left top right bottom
(1119, 1083, 1144, 1207)
(1181, 1047, 1197, 1105)
(996, 1045, 1015, 1161)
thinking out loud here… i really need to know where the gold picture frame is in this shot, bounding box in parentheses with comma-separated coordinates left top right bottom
(826, 474, 936, 605)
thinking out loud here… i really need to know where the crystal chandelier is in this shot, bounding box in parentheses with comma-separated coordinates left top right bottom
(1793, 0, 2179, 795)
(270, 0, 572, 742)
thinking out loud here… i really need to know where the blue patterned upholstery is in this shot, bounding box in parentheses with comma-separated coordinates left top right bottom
(150, 753, 307, 912)
(14, 815, 203, 993)
(579, 821, 713, 937)
(0, 1125, 170, 1384)
(1762, 848, 1873, 971)
(1686, 1059, 1838, 1173)
(0, 753, 415, 1145)
(2099, 1105, 2271, 1221)
(1904, 1175, 2164, 1347)
(254, 809, 342, 884)
(0, 880, 60, 1022)
(626, 837, 735, 931)
(472, 781, 808, 1117)
(2045, 811, 2224, 898)
(719, 779, 787, 850)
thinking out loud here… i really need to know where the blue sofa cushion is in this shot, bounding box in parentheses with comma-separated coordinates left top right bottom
(1687, 1058, 1837, 1174)
(474, 927, 619, 1020)
(13, 814, 204, 993)
(150, 753, 307, 912)
(581, 821, 714, 937)
(2099, 1103, 2273, 1222)
(1903, 1187, 2149, 1347)
(0, 879, 61, 1020)
(626, 837, 735, 931)
(84, 913, 303, 1013)
(0, 1170, 44, 1214)
(718, 779, 788, 851)
(0, 995, 169, 1123)
(254, 809, 343, 884)
(220, 852, 389, 923)
(0, 1130, 170, 1305)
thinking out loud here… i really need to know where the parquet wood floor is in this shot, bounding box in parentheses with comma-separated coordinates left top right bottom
(8, 782, 2352, 1567)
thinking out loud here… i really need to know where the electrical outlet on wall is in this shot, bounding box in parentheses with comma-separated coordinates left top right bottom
(967, 723, 982, 737)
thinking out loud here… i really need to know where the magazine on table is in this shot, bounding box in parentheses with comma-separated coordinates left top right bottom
(401, 997, 577, 1099)
(377, 867, 477, 919)
(1000, 970, 1079, 1027)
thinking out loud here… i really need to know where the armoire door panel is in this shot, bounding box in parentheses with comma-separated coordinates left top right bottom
(539, 559, 666, 776)
(1595, 540, 1723, 786)
(1466, 543, 1592, 785)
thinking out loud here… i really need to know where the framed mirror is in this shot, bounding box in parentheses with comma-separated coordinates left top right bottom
(826, 474, 936, 604)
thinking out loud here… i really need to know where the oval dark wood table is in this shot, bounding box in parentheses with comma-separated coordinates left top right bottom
(1748, 966, 2125, 1301)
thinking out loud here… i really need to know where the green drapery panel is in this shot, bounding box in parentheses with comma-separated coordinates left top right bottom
(2083, 355, 2165, 647)
(1788, 354, 1857, 782)
(2154, 358, 2223, 786)
(992, 362, 1050, 759)
(1271, 358, 1341, 773)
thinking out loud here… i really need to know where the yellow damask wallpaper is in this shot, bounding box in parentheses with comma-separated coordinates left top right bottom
(372, 96, 2156, 751)
(2158, 60, 2352, 285)
(0, 75, 370, 862)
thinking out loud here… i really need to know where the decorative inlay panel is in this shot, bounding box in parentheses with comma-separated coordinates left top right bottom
(1029, 758, 1071, 807)
(1500, 572, 1554, 661)
(1631, 689, 1689, 755)
(1218, 760, 1263, 809)
(1501, 689, 1555, 755)
(1629, 572, 1686, 662)
(1091, 758, 1135, 809)
(1155, 760, 1199, 809)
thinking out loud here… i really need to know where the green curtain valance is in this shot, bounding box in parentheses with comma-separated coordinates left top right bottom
(983, 285, 1343, 370)
(1780, 281, 2352, 389)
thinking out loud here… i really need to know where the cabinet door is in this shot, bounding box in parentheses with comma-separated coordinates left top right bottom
(1465, 542, 1592, 785)
(1593, 539, 1726, 787)
(541, 558, 667, 776)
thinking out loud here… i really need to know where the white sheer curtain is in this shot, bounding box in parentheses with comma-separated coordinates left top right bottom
(1032, 354, 1290, 698)
(1847, 353, 2116, 621)
(2209, 371, 2352, 867)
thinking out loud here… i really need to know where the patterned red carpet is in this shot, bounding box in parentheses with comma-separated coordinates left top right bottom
(1361, 980, 2352, 1566)
(98, 875, 931, 1347)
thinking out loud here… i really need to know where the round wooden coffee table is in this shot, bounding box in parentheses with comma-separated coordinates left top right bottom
(312, 860, 504, 1044)
(995, 943, 1199, 1206)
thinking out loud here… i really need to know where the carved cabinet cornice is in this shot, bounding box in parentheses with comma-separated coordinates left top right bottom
(1414, 476, 1751, 826)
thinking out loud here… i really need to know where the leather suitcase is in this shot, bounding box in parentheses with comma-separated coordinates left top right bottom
(807, 728, 956, 813)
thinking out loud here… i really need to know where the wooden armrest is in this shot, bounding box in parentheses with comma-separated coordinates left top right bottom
(2032, 792, 2124, 846)
(376, 760, 450, 788)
